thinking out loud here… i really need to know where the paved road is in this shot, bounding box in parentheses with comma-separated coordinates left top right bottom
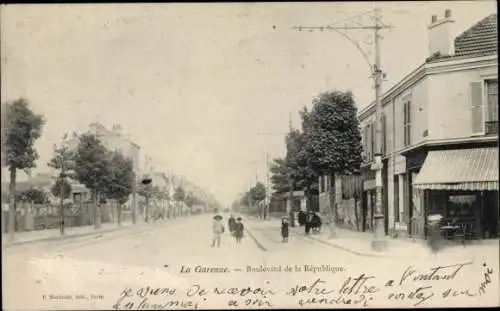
(3, 213, 498, 310)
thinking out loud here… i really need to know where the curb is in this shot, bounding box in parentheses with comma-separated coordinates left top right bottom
(294, 231, 386, 258)
(289, 228, 438, 260)
(3, 223, 149, 249)
(3, 214, 207, 249)
(284, 225, 390, 258)
(244, 228, 267, 252)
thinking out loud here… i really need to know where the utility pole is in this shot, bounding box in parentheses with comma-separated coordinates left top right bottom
(287, 113, 294, 227)
(59, 162, 66, 235)
(371, 8, 387, 251)
(132, 173, 137, 224)
(264, 151, 271, 220)
(256, 129, 288, 221)
(292, 7, 392, 251)
(257, 113, 294, 224)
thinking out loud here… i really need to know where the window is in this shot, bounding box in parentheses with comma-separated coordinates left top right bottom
(471, 79, 498, 135)
(403, 99, 411, 146)
(447, 195, 476, 218)
(486, 79, 498, 135)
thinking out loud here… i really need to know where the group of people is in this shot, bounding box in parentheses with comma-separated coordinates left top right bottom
(211, 211, 322, 247)
(279, 210, 322, 242)
(298, 210, 322, 235)
(228, 215, 245, 243)
(211, 214, 244, 247)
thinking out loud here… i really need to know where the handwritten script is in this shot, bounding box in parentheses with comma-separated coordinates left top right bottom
(111, 261, 496, 310)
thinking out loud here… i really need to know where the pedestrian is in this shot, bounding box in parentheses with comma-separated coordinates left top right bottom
(298, 210, 306, 227)
(310, 212, 322, 234)
(234, 217, 244, 244)
(304, 211, 312, 235)
(228, 214, 236, 236)
(212, 215, 225, 248)
(281, 217, 289, 243)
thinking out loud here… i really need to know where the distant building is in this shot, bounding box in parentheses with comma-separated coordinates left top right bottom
(66, 122, 142, 206)
(68, 122, 141, 174)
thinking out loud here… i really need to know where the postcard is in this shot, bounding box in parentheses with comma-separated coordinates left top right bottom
(2, 2, 499, 310)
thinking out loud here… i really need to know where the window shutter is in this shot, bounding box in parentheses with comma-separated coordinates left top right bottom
(403, 103, 407, 146)
(486, 80, 498, 123)
(407, 101, 411, 145)
(470, 82, 483, 134)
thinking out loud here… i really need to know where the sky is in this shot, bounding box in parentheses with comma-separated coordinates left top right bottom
(1, 1, 497, 206)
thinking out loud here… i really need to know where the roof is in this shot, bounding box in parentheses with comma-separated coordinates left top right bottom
(413, 147, 498, 191)
(358, 13, 498, 119)
(454, 14, 498, 58)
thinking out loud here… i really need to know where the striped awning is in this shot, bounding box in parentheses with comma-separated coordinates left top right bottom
(413, 148, 499, 191)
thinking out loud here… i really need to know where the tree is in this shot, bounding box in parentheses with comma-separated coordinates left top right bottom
(137, 182, 152, 198)
(48, 134, 76, 235)
(304, 91, 363, 238)
(16, 188, 49, 204)
(250, 182, 266, 203)
(296, 107, 319, 205)
(184, 192, 196, 208)
(103, 151, 134, 225)
(74, 133, 111, 229)
(3, 98, 45, 241)
(137, 179, 153, 222)
(154, 187, 170, 219)
(283, 123, 317, 224)
(173, 186, 186, 216)
(240, 191, 252, 207)
(50, 178, 72, 200)
(269, 158, 291, 194)
(251, 182, 267, 218)
(149, 185, 165, 220)
(285, 128, 304, 191)
(173, 186, 186, 202)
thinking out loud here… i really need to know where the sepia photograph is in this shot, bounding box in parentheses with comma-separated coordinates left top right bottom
(1, 1, 499, 310)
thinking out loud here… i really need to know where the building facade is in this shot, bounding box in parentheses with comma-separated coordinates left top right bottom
(67, 122, 141, 174)
(355, 11, 498, 239)
(67, 122, 142, 208)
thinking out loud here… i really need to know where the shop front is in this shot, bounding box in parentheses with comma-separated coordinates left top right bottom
(412, 147, 499, 239)
(362, 179, 375, 232)
(359, 167, 376, 232)
(338, 174, 363, 231)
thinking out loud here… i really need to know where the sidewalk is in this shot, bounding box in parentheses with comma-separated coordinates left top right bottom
(2, 216, 169, 248)
(297, 226, 499, 260)
(243, 215, 499, 260)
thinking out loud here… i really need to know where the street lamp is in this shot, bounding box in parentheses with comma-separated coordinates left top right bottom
(141, 176, 152, 222)
(292, 8, 391, 251)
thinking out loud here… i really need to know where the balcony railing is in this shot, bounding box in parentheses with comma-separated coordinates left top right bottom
(485, 121, 498, 135)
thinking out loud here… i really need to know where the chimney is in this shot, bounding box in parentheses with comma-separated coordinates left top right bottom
(428, 9, 455, 57)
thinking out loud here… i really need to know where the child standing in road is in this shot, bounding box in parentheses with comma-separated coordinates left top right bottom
(234, 217, 244, 244)
(212, 215, 224, 248)
(228, 215, 236, 236)
(281, 217, 289, 243)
